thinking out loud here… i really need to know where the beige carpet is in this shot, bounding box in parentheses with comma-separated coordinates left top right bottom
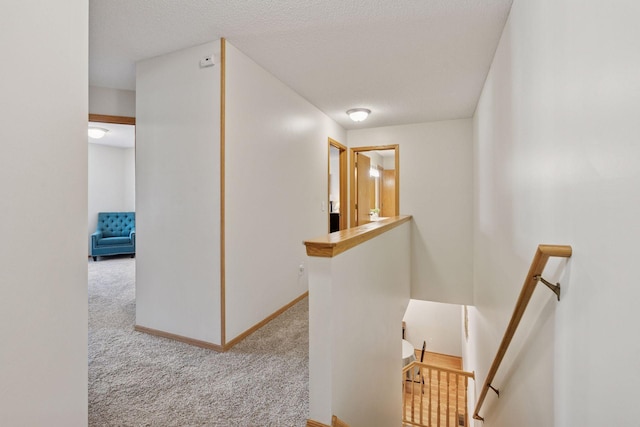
(88, 256, 309, 426)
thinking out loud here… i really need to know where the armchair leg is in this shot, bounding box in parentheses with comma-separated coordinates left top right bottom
(92, 256, 97, 261)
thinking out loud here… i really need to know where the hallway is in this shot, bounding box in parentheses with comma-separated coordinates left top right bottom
(89, 257, 309, 426)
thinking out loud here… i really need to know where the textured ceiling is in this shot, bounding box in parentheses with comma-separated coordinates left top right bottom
(89, 0, 513, 129)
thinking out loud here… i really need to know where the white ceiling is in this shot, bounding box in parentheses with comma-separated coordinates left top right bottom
(88, 122, 135, 148)
(89, 0, 513, 130)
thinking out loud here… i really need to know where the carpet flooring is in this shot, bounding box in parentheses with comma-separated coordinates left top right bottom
(88, 256, 309, 426)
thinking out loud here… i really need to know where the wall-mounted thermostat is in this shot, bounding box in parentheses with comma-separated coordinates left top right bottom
(199, 55, 215, 68)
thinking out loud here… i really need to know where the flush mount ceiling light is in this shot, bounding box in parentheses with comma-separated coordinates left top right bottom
(88, 127, 109, 139)
(346, 108, 371, 122)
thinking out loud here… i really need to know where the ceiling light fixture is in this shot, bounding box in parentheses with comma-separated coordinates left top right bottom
(346, 108, 371, 122)
(88, 127, 109, 139)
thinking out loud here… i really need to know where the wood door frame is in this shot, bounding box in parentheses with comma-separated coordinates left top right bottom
(89, 114, 135, 126)
(349, 144, 399, 228)
(328, 138, 347, 232)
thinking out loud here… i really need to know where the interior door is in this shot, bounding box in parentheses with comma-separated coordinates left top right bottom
(356, 153, 372, 225)
(381, 169, 396, 217)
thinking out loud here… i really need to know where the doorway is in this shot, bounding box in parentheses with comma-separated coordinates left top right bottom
(88, 114, 136, 256)
(349, 145, 399, 228)
(328, 138, 347, 232)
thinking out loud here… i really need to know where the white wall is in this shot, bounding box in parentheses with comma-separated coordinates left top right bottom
(224, 42, 346, 340)
(348, 119, 474, 305)
(383, 155, 395, 170)
(88, 144, 135, 250)
(123, 147, 136, 209)
(366, 151, 383, 168)
(403, 299, 462, 357)
(468, 0, 640, 426)
(0, 1, 88, 424)
(136, 41, 222, 344)
(89, 86, 136, 117)
(308, 221, 411, 426)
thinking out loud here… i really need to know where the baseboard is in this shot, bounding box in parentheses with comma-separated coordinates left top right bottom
(306, 419, 330, 427)
(223, 291, 309, 350)
(133, 292, 308, 353)
(134, 325, 225, 352)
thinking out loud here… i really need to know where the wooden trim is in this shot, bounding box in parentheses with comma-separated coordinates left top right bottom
(349, 144, 398, 152)
(327, 142, 331, 232)
(349, 149, 356, 228)
(223, 292, 309, 350)
(331, 415, 351, 427)
(394, 145, 400, 215)
(306, 418, 351, 427)
(328, 138, 347, 232)
(403, 361, 475, 378)
(134, 292, 307, 353)
(339, 146, 347, 230)
(328, 138, 347, 153)
(89, 114, 135, 125)
(304, 215, 411, 258)
(473, 244, 572, 421)
(220, 37, 227, 346)
(349, 145, 399, 228)
(134, 325, 225, 352)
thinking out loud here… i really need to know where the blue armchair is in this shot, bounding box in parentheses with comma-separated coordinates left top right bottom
(91, 212, 135, 261)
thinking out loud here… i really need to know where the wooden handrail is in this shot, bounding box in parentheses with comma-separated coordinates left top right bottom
(473, 244, 572, 421)
(402, 361, 475, 379)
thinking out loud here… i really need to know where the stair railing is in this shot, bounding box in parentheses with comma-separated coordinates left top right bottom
(402, 361, 475, 426)
(472, 244, 572, 422)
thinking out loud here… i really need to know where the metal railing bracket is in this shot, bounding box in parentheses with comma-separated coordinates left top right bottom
(533, 275, 561, 301)
(488, 384, 500, 397)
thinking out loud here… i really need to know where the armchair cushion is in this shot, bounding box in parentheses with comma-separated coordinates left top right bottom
(97, 236, 131, 246)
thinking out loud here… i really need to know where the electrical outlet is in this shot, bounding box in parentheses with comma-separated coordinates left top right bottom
(298, 264, 305, 275)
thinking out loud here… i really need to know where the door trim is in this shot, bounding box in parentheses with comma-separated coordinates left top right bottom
(88, 114, 135, 125)
(328, 138, 347, 232)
